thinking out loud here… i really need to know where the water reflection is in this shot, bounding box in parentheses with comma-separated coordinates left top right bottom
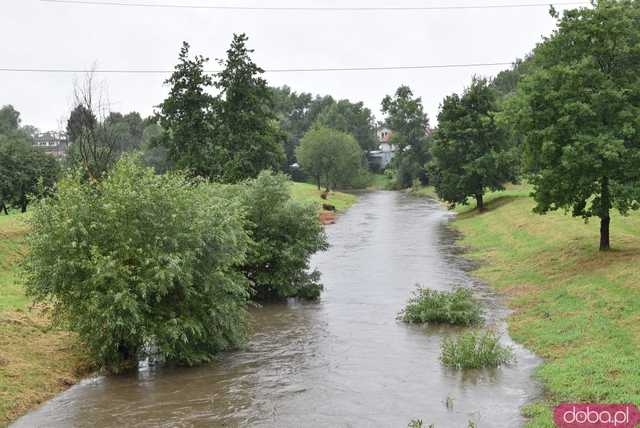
(13, 191, 540, 428)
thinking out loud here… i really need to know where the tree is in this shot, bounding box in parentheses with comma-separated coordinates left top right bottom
(0, 133, 60, 213)
(296, 126, 364, 191)
(66, 72, 122, 180)
(236, 171, 329, 300)
(316, 99, 378, 152)
(0, 105, 21, 135)
(381, 86, 431, 186)
(214, 33, 285, 182)
(24, 156, 250, 370)
(155, 42, 219, 178)
(432, 77, 517, 210)
(269, 86, 334, 173)
(506, 1, 640, 251)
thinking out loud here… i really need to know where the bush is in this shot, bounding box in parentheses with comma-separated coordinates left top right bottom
(440, 331, 514, 369)
(24, 157, 250, 371)
(401, 288, 483, 326)
(236, 171, 329, 300)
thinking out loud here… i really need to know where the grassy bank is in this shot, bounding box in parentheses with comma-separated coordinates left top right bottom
(290, 182, 358, 212)
(432, 184, 640, 426)
(0, 212, 91, 427)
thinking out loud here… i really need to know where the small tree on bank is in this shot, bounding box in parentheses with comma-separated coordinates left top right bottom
(296, 126, 363, 191)
(506, 1, 640, 251)
(24, 157, 250, 370)
(432, 77, 516, 210)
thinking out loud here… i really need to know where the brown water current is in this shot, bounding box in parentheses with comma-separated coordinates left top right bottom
(12, 191, 541, 428)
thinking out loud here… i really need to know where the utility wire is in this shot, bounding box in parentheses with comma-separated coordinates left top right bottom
(0, 62, 514, 74)
(40, 0, 589, 11)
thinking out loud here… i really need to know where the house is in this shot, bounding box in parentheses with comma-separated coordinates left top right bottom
(32, 131, 68, 158)
(368, 127, 397, 170)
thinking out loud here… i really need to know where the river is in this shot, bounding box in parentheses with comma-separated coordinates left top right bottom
(12, 191, 540, 428)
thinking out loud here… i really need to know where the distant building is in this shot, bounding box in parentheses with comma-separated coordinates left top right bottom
(32, 131, 68, 158)
(368, 127, 397, 170)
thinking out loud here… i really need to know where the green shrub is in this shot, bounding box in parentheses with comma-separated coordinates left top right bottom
(236, 171, 329, 300)
(24, 157, 250, 371)
(400, 288, 483, 326)
(440, 331, 514, 369)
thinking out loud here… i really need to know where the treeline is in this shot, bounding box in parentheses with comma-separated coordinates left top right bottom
(385, 1, 640, 252)
(18, 34, 349, 372)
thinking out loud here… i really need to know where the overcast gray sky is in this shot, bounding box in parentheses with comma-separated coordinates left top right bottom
(1, 0, 585, 131)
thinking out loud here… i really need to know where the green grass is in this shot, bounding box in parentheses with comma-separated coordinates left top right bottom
(0, 212, 91, 427)
(289, 182, 358, 212)
(440, 330, 514, 369)
(0, 213, 30, 312)
(369, 174, 395, 190)
(400, 288, 483, 326)
(448, 183, 640, 426)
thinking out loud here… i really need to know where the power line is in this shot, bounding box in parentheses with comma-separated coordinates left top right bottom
(40, 0, 589, 11)
(0, 62, 514, 74)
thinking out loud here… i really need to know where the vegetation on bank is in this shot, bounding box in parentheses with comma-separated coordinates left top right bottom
(0, 212, 92, 427)
(400, 288, 483, 326)
(421, 183, 640, 426)
(0, 174, 357, 426)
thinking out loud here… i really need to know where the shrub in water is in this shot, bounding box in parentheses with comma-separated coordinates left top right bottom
(440, 331, 514, 369)
(401, 288, 483, 326)
(235, 171, 329, 300)
(24, 157, 250, 370)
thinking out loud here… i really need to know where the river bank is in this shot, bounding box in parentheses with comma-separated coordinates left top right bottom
(0, 182, 357, 427)
(417, 183, 640, 427)
(11, 190, 540, 428)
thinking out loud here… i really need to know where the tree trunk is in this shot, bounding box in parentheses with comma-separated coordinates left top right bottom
(475, 193, 484, 211)
(316, 175, 321, 190)
(600, 176, 611, 251)
(0, 202, 7, 215)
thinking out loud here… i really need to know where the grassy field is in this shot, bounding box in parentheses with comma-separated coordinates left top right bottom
(432, 184, 640, 427)
(289, 182, 358, 212)
(0, 212, 91, 427)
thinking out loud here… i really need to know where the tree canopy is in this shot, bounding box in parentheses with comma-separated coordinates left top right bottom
(381, 86, 431, 187)
(213, 33, 285, 182)
(296, 126, 364, 191)
(505, 0, 640, 250)
(432, 76, 516, 210)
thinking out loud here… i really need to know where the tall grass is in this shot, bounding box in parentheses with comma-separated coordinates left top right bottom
(440, 331, 514, 369)
(400, 288, 483, 326)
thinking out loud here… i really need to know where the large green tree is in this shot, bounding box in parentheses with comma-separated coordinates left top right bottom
(0, 105, 21, 135)
(432, 77, 516, 210)
(155, 42, 218, 178)
(0, 134, 60, 213)
(381, 86, 431, 186)
(506, 1, 640, 251)
(316, 99, 377, 152)
(214, 33, 285, 182)
(296, 126, 364, 191)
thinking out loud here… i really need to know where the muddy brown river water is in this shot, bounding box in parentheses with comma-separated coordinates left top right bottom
(12, 191, 541, 428)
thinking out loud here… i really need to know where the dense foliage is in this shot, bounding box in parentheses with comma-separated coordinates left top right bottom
(431, 77, 517, 210)
(505, 1, 640, 250)
(401, 288, 483, 326)
(24, 157, 250, 370)
(236, 171, 329, 300)
(0, 105, 60, 213)
(381, 86, 431, 187)
(296, 126, 365, 190)
(440, 331, 514, 369)
(155, 42, 218, 178)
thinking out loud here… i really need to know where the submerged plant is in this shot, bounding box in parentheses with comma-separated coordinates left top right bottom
(440, 331, 514, 369)
(401, 287, 483, 326)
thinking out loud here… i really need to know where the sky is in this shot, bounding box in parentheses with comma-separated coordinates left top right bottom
(1, 0, 587, 131)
